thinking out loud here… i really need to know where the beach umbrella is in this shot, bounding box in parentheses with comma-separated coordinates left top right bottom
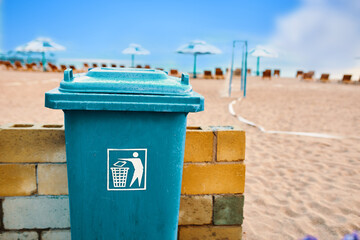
(249, 47, 277, 76)
(176, 40, 221, 78)
(122, 43, 150, 68)
(15, 38, 65, 71)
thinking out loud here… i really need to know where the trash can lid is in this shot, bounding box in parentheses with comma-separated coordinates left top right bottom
(45, 68, 204, 113)
(59, 68, 192, 95)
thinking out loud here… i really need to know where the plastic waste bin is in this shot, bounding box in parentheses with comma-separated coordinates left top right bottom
(45, 68, 204, 240)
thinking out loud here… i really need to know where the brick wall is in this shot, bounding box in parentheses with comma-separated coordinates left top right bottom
(0, 124, 246, 240)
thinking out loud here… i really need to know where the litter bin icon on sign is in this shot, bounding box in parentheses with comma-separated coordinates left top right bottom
(107, 149, 147, 191)
(111, 161, 129, 187)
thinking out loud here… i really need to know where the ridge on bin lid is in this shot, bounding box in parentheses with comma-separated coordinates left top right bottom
(59, 68, 192, 95)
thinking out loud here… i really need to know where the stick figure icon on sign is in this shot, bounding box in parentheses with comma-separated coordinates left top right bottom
(117, 152, 144, 187)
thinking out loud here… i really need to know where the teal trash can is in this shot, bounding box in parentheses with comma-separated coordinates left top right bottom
(45, 68, 204, 240)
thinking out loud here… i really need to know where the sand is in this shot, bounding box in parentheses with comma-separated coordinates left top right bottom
(1, 69, 360, 239)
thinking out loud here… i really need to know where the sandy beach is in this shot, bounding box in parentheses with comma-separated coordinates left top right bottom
(1, 69, 359, 239)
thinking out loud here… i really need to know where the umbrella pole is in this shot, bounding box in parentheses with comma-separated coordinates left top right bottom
(229, 41, 236, 97)
(241, 44, 245, 91)
(131, 54, 134, 68)
(256, 56, 260, 76)
(243, 41, 248, 98)
(42, 52, 46, 72)
(193, 54, 197, 78)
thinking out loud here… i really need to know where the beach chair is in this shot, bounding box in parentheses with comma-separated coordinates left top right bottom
(14, 61, 25, 71)
(101, 64, 107, 68)
(48, 63, 60, 72)
(156, 68, 164, 71)
(84, 63, 89, 68)
(320, 73, 330, 83)
(215, 68, 224, 79)
(32, 62, 42, 71)
(169, 69, 179, 77)
(60, 65, 67, 71)
(29, 62, 39, 71)
(274, 69, 280, 77)
(136, 65, 142, 68)
(4, 61, 15, 70)
(234, 68, 241, 76)
(25, 63, 35, 71)
(262, 69, 271, 79)
(120, 65, 125, 68)
(296, 70, 304, 78)
(247, 68, 251, 75)
(203, 70, 213, 79)
(144, 65, 151, 69)
(302, 71, 314, 81)
(69, 65, 76, 72)
(111, 64, 117, 68)
(341, 74, 352, 83)
(92, 63, 98, 68)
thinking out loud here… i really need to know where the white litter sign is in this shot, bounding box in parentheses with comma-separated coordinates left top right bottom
(107, 149, 147, 191)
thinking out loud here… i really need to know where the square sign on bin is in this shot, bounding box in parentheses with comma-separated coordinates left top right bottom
(107, 149, 147, 191)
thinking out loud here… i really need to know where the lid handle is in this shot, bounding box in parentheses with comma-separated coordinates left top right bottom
(64, 69, 74, 82)
(181, 73, 189, 85)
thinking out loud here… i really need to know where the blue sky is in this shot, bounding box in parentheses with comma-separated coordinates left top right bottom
(1, 0, 359, 77)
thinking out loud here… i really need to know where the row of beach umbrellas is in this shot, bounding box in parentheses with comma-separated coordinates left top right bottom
(13, 38, 277, 76)
(122, 40, 222, 78)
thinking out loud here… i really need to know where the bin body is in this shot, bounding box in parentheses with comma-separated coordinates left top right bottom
(65, 110, 186, 239)
(45, 68, 203, 240)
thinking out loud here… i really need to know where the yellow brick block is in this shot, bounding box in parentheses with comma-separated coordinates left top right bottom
(184, 131, 214, 163)
(179, 195, 212, 225)
(217, 131, 245, 162)
(181, 163, 245, 194)
(38, 164, 68, 195)
(0, 128, 65, 163)
(179, 226, 242, 240)
(0, 164, 36, 196)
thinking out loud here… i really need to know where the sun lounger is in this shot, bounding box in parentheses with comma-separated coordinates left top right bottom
(296, 71, 304, 78)
(69, 65, 76, 71)
(302, 71, 314, 81)
(14, 61, 25, 71)
(215, 68, 224, 79)
(203, 70, 213, 79)
(144, 65, 151, 69)
(4, 61, 15, 70)
(169, 69, 180, 77)
(247, 68, 251, 75)
(111, 64, 117, 68)
(136, 65, 142, 68)
(60, 65, 67, 72)
(262, 69, 271, 79)
(84, 63, 89, 68)
(234, 68, 241, 76)
(156, 68, 164, 71)
(92, 63, 98, 68)
(48, 63, 60, 72)
(120, 65, 125, 68)
(341, 74, 352, 83)
(101, 64, 107, 68)
(320, 73, 330, 83)
(31, 62, 40, 71)
(25, 63, 35, 71)
(274, 69, 280, 77)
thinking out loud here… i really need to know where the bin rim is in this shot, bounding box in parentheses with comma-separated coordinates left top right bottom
(59, 68, 193, 96)
(45, 88, 204, 113)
